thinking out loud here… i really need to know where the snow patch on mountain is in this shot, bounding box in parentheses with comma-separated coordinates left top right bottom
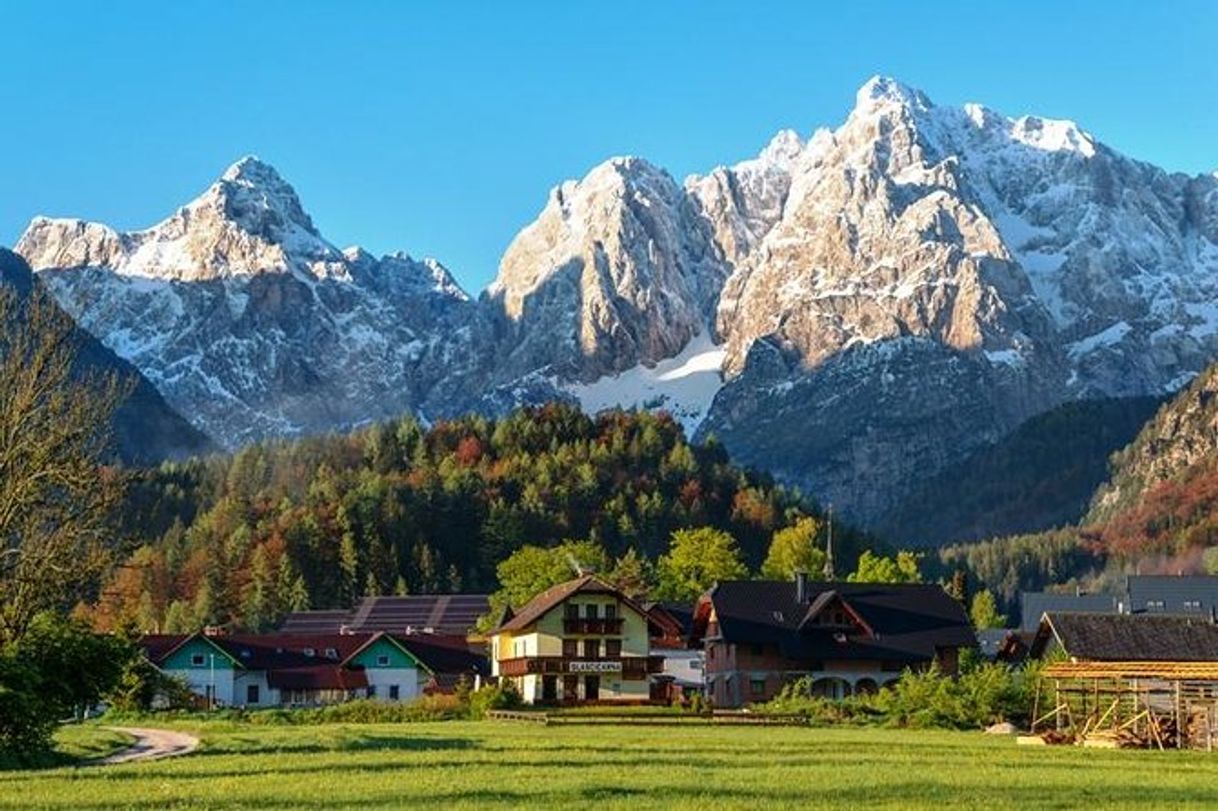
(562, 331, 726, 433)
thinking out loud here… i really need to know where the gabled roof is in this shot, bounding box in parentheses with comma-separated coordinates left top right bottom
(492, 575, 645, 634)
(1033, 612, 1218, 662)
(139, 631, 489, 677)
(1019, 592, 1117, 632)
(692, 580, 974, 663)
(146, 633, 245, 668)
(1126, 575, 1218, 616)
(398, 635, 489, 676)
(340, 632, 430, 673)
(798, 590, 875, 637)
(279, 594, 491, 635)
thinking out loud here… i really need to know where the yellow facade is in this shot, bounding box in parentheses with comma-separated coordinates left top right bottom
(490, 583, 655, 704)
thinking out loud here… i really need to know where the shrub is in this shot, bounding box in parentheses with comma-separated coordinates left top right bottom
(758, 660, 1037, 730)
(467, 680, 521, 719)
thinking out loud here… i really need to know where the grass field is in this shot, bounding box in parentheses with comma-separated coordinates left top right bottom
(0, 727, 133, 772)
(5, 721, 1218, 809)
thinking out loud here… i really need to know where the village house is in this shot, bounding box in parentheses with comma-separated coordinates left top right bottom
(140, 631, 487, 708)
(645, 602, 704, 702)
(489, 575, 664, 704)
(690, 574, 975, 708)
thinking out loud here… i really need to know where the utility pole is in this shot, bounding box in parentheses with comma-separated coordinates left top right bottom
(822, 504, 835, 580)
(209, 653, 216, 711)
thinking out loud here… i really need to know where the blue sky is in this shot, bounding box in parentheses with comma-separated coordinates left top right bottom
(3, 1, 1215, 293)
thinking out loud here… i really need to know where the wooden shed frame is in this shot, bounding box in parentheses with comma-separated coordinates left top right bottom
(1034, 661, 1218, 750)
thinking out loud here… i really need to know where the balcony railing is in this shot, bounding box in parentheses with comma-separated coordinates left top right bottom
(498, 655, 664, 678)
(562, 617, 625, 635)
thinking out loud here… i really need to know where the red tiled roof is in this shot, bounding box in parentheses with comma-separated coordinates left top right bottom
(267, 666, 368, 691)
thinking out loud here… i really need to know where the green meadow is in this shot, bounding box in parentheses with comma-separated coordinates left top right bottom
(5, 721, 1218, 809)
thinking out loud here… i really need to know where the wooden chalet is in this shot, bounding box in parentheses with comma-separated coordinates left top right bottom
(489, 575, 664, 705)
(690, 573, 975, 708)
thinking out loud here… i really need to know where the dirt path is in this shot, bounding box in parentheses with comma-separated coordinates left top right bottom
(92, 727, 199, 765)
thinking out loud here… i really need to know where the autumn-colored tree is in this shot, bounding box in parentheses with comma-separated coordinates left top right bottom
(0, 285, 126, 643)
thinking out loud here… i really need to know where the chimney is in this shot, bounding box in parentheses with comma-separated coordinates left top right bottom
(795, 571, 810, 605)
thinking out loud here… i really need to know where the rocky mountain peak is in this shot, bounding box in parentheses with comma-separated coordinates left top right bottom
(853, 75, 935, 117)
(211, 155, 322, 239)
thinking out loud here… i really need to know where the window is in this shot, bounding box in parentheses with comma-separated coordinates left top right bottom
(585, 604, 599, 619)
(367, 685, 376, 698)
(389, 685, 400, 701)
(582, 639, 600, 659)
(750, 677, 766, 697)
(191, 653, 206, 667)
(303, 648, 315, 657)
(324, 648, 338, 659)
(376, 655, 391, 667)
(1184, 600, 1203, 612)
(605, 639, 622, 657)
(1147, 600, 1166, 611)
(562, 639, 578, 658)
(604, 604, 617, 620)
(565, 603, 580, 619)
(246, 684, 260, 704)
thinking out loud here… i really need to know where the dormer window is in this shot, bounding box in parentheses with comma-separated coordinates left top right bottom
(325, 648, 338, 658)
(303, 648, 316, 657)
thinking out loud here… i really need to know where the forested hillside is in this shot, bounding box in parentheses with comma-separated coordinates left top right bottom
(879, 397, 1162, 546)
(939, 362, 1218, 612)
(92, 404, 865, 633)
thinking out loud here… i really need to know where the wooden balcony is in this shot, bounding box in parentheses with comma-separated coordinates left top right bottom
(562, 617, 625, 635)
(498, 655, 664, 679)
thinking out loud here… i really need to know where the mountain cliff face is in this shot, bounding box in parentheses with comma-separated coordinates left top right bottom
(18, 158, 474, 448)
(0, 248, 212, 463)
(16, 78, 1218, 528)
(1087, 362, 1218, 524)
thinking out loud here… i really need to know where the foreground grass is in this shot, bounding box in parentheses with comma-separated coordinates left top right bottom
(0, 726, 133, 771)
(4, 721, 1218, 809)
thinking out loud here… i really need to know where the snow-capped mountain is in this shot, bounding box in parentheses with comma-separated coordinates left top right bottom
(17, 157, 473, 448)
(16, 78, 1218, 529)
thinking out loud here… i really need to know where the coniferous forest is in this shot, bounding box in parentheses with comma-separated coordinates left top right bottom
(94, 404, 866, 633)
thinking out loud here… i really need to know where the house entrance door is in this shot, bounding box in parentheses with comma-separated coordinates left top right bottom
(541, 675, 558, 703)
(562, 675, 578, 703)
(584, 675, 600, 701)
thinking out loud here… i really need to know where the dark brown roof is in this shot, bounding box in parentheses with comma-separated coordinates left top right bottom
(692, 580, 975, 664)
(267, 666, 368, 691)
(398, 636, 489, 676)
(139, 631, 489, 680)
(279, 594, 491, 635)
(1036, 613, 1218, 661)
(493, 575, 638, 633)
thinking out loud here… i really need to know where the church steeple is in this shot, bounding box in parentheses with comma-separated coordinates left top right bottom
(822, 504, 835, 580)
